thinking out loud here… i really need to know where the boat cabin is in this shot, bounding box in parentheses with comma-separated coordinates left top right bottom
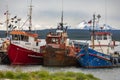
(92, 32, 112, 41)
(46, 30, 68, 46)
(10, 30, 40, 48)
(46, 32, 61, 44)
(90, 31, 115, 54)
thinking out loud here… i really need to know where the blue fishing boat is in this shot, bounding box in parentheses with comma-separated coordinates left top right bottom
(75, 14, 113, 68)
(76, 47, 112, 68)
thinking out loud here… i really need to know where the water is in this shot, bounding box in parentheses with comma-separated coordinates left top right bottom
(0, 65, 120, 80)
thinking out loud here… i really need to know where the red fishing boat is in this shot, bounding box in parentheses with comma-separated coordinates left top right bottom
(7, 1, 43, 65)
(8, 30, 43, 65)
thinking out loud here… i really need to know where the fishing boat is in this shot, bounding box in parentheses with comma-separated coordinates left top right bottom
(42, 24, 77, 66)
(76, 14, 115, 68)
(42, 3, 77, 66)
(76, 47, 112, 68)
(7, 1, 43, 65)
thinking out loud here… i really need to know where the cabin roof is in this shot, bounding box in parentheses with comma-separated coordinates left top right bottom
(47, 35, 61, 38)
(10, 30, 38, 38)
(91, 32, 111, 35)
(47, 33, 61, 38)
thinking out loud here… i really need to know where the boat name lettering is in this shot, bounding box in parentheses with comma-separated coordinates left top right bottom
(13, 42, 19, 44)
(25, 43, 31, 45)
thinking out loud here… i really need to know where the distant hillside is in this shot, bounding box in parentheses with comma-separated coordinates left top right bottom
(0, 29, 120, 41)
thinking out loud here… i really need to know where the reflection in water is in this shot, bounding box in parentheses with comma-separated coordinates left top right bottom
(0, 65, 120, 80)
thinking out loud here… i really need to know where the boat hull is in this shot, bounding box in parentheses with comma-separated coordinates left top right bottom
(8, 43, 43, 65)
(76, 48, 112, 68)
(43, 46, 77, 67)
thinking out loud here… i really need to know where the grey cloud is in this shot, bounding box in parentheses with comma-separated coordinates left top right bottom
(0, 0, 120, 29)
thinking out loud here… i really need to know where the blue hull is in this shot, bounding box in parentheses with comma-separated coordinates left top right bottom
(76, 48, 112, 68)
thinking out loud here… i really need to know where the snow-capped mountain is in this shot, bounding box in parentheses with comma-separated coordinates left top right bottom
(75, 21, 115, 30)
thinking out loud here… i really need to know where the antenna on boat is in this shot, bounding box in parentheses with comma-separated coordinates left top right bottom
(28, 0, 32, 31)
(57, 0, 64, 31)
(61, 0, 63, 28)
(97, 14, 101, 24)
(57, 0, 68, 32)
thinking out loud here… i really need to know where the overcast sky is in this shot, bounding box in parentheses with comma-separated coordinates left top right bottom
(0, 0, 120, 30)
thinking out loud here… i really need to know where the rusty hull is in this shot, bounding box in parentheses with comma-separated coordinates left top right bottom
(43, 45, 77, 67)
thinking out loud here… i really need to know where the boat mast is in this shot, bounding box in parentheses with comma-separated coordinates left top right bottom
(91, 14, 101, 49)
(5, 5, 9, 37)
(28, 0, 32, 31)
(92, 14, 95, 49)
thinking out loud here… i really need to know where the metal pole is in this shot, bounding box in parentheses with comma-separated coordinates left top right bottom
(92, 14, 95, 49)
(29, 0, 32, 31)
(6, 8, 9, 37)
(61, 0, 63, 30)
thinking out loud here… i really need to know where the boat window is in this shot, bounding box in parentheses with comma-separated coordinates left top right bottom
(25, 36, 29, 42)
(51, 38, 59, 44)
(20, 35, 24, 41)
(36, 42, 39, 46)
(94, 35, 97, 40)
(18, 35, 21, 40)
(103, 35, 107, 40)
(11, 34, 29, 41)
(23, 35, 28, 42)
(52, 38, 55, 42)
(96, 35, 102, 40)
(12, 34, 19, 40)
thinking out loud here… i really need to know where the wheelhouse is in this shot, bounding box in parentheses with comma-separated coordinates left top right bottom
(46, 31, 68, 45)
(10, 30, 38, 42)
(91, 32, 112, 41)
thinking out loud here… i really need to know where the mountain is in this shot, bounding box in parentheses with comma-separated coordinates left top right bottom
(75, 21, 116, 30)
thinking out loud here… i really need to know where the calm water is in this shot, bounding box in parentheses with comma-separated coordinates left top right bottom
(0, 65, 120, 80)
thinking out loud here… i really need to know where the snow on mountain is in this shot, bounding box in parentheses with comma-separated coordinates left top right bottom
(75, 21, 116, 30)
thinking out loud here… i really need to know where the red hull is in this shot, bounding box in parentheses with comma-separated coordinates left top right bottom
(8, 43, 43, 65)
